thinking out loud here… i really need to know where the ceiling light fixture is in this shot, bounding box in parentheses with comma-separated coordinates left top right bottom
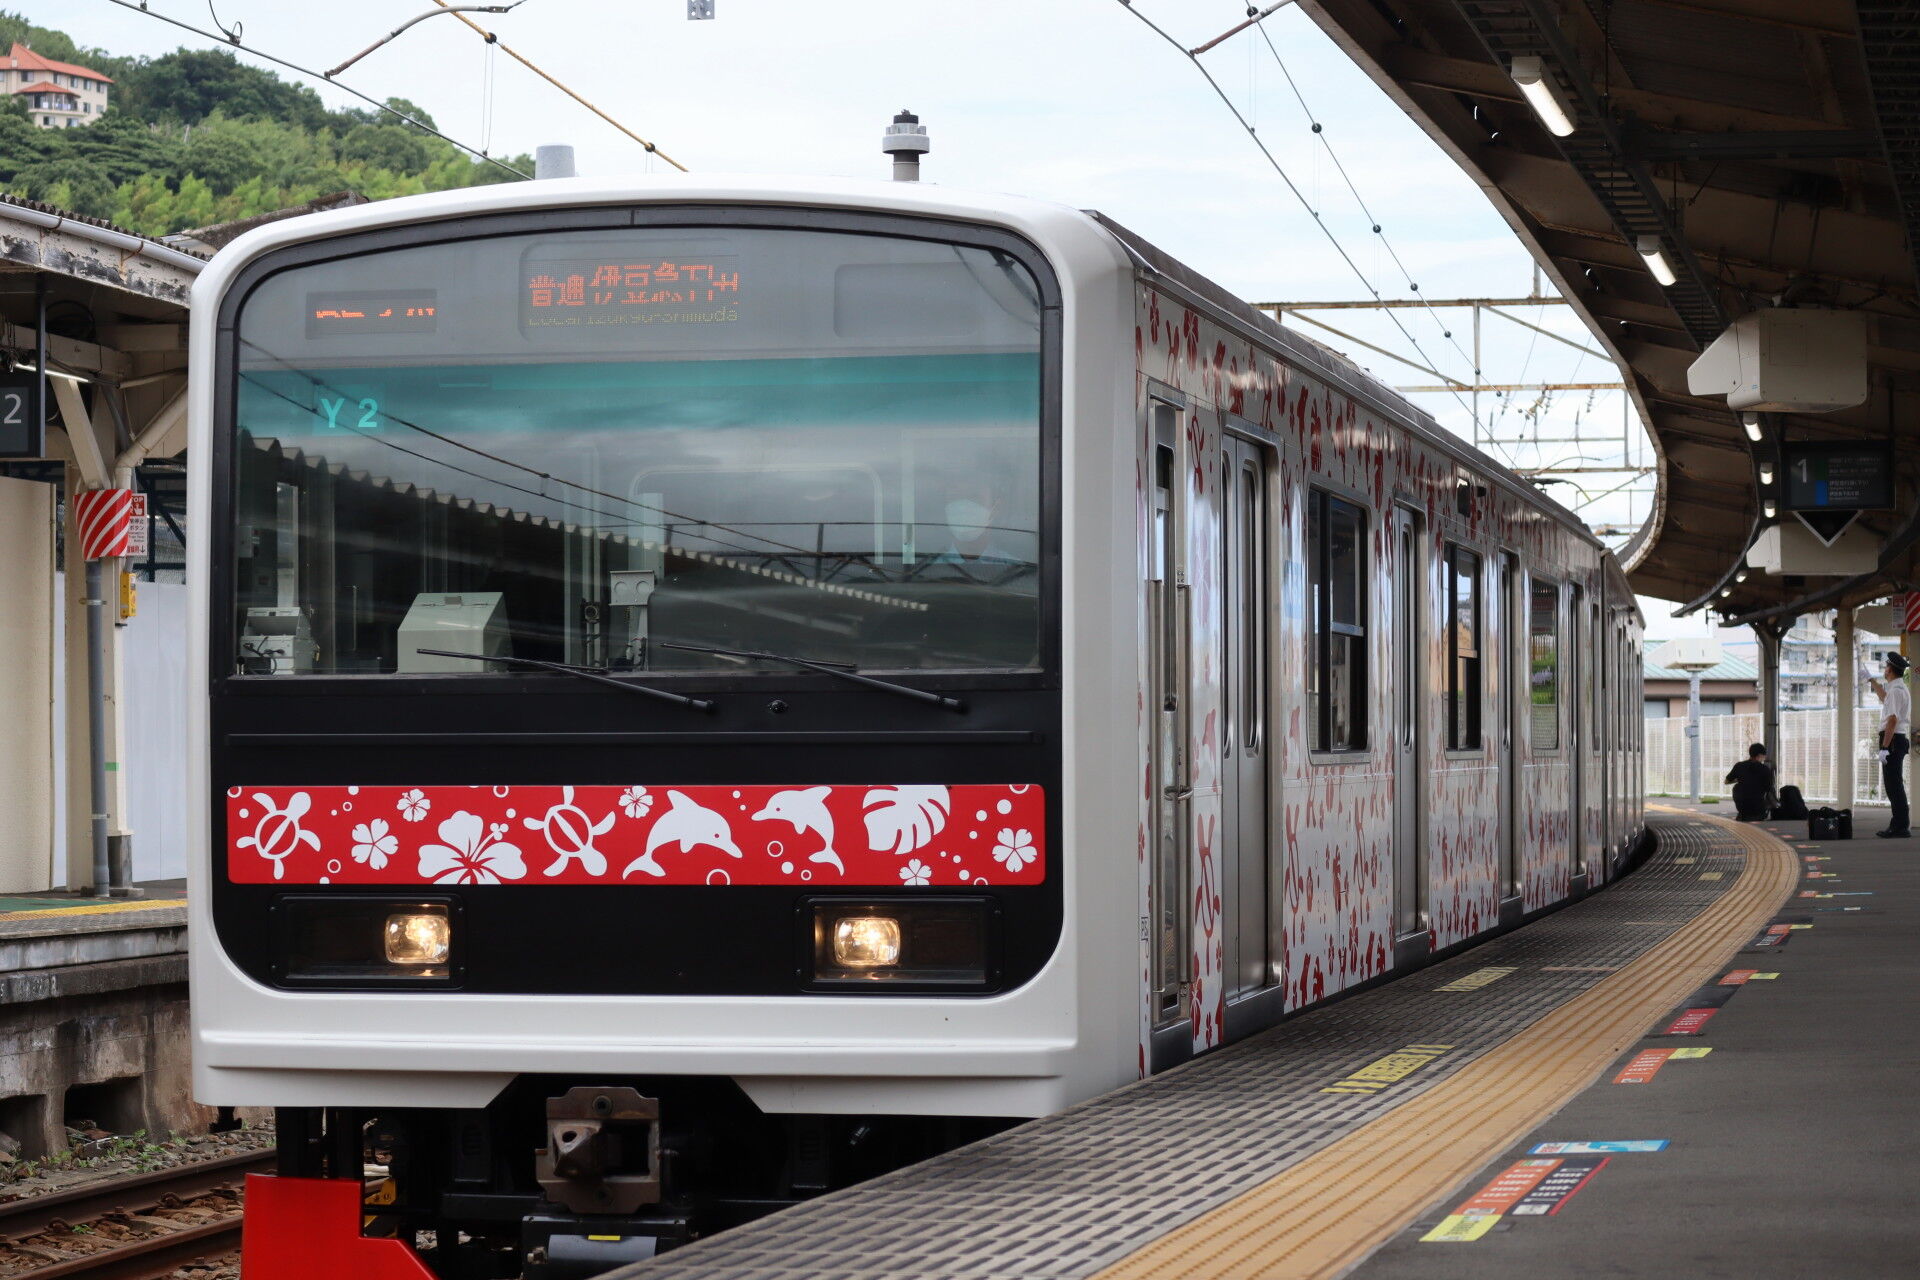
(1763, 499, 1778, 518)
(1759, 463, 1775, 485)
(1741, 411, 1763, 442)
(1635, 235, 1678, 287)
(1509, 56, 1575, 137)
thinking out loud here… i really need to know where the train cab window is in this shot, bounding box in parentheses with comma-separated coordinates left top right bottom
(1444, 545, 1481, 750)
(223, 224, 1047, 678)
(1529, 576, 1560, 750)
(1308, 489, 1367, 753)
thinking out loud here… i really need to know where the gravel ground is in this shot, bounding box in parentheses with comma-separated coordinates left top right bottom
(0, 1122, 275, 1201)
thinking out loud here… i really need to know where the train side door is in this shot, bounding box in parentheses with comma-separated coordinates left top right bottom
(1223, 434, 1271, 998)
(1568, 583, 1585, 881)
(1391, 504, 1426, 937)
(1149, 398, 1191, 1028)
(1499, 552, 1522, 901)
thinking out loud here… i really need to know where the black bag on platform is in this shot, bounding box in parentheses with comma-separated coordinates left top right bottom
(1808, 807, 1843, 840)
(1835, 808, 1853, 839)
(1774, 785, 1808, 821)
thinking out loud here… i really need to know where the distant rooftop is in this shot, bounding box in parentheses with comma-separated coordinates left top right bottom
(5, 43, 112, 84)
(1644, 645, 1758, 683)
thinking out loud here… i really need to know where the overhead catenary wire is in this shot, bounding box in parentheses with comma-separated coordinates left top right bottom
(1242, 11, 1488, 389)
(426, 0, 689, 172)
(1107, 0, 1512, 465)
(100, 0, 528, 179)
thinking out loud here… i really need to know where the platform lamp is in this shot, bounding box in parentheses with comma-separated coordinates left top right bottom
(1662, 638, 1725, 804)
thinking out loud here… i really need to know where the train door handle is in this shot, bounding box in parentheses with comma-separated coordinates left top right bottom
(1163, 785, 1194, 801)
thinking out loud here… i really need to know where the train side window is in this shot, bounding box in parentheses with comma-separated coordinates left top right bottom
(1529, 576, 1560, 751)
(1445, 544, 1481, 751)
(1308, 488, 1368, 753)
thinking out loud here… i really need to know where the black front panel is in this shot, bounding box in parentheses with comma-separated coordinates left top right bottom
(209, 679, 1061, 995)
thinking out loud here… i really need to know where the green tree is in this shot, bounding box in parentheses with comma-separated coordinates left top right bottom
(11, 158, 113, 217)
(338, 123, 432, 175)
(170, 173, 216, 229)
(111, 173, 175, 236)
(381, 96, 437, 135)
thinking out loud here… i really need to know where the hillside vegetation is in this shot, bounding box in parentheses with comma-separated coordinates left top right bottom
(0, 11, 530, 235)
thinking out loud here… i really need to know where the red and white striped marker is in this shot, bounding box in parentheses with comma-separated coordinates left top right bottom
(72, 488, 136, 560)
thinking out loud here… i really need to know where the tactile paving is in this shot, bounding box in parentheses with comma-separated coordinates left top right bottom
(617, 818, 1749, 1280)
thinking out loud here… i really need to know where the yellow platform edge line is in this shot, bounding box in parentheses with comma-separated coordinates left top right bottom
(1091, 812, 1796, 1280)
(0, 899, 183, 921)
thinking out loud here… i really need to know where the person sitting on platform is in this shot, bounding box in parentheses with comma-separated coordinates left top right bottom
(1724, 743, 1775, 823)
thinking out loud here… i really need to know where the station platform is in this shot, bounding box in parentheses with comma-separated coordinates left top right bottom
(611, 808, 1920, 1279)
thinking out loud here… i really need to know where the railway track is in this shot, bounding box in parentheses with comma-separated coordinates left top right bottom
(0, 1148, 276, 1279)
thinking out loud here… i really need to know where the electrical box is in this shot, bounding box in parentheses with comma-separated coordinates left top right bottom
(1685, 308, 1868, 412)
(397, 592, 510, 673)
(1745, 520, 1882, 576)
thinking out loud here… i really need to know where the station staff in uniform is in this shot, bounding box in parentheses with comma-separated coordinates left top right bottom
(1878, 653, 1911, 838)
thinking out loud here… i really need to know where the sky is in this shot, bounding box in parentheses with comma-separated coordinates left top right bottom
(43, 0, 1687, 630)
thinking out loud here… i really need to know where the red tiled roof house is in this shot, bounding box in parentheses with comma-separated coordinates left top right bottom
(4, 43, 111, 129)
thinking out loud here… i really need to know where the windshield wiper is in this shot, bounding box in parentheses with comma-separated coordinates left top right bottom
(414, 649, 714, 712)
(658, 641, 965, 713)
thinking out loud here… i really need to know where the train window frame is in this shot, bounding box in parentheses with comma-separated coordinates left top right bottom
(1307, 485, 1370, 759)
(1528, 572, 1562, 754)
(1443, 543, 1483, 755)
(204, 204, 1067, 697)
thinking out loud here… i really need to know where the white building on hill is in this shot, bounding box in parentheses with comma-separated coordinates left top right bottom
(4, 43, 111, 129)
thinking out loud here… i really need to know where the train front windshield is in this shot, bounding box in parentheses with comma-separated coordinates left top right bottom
(227, 222, 1046, 677)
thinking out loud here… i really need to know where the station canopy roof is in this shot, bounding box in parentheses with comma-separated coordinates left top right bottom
(1299, 0, 1920, 628)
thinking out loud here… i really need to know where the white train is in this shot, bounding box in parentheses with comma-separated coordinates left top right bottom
(187, 175, 1643, 1277)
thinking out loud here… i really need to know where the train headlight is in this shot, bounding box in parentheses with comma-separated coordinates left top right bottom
(385, 911, 452, 966)
(832, 916, 902, 968)
(271, 897, 458, 986)
(807, 898, 998, 990)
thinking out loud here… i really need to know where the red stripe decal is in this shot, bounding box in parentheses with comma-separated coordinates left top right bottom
(227, 784, 1045, 887)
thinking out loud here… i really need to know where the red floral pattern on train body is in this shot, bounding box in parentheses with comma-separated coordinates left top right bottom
(225, 784, 1045, 887)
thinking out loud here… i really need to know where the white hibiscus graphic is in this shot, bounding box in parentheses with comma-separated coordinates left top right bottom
(899, 858, 932, 887)
(417, 811, 526, 885)
(398, 788, 431, 822)
(619, 786, 654, 820)
(350, 818, 397, 870)
(992, 828, 1036, 874)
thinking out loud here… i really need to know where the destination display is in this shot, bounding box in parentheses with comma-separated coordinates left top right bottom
(1782, 441, 1895, 511)
(306, 291, 439, 337)
(520, 256, 742, 329)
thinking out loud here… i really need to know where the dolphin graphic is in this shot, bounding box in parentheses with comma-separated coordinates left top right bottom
(622, 790, 743, 879)
(752, 786, 845, 874)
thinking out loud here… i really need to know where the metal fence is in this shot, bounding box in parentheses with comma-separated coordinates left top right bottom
(1645, 709, 1890, 804)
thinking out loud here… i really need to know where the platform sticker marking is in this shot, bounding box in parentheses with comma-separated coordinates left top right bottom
(1699, 872, 1724, 881)
(1531, 1140, 1668, 1154)
(1421, 1214, 1499, 1242)
(1510, 1157, 1609, 1215)
(1669, 1047, 1714, 1059)
(1436, 967, 1518, 992)
(1675, 857, 1696, 865)
(1720, 969, 1758, 985)
(1660, 1008, 1719, 1036)
(1421, 1159, 1562, 1242)
(1543, 965, 1618, 972)
(1614, 1049, 1673, 1083)
(1320, 1044, 1453, 1094)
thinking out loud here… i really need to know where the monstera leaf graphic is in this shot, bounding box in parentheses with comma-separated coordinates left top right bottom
(862, 785, 951, 856)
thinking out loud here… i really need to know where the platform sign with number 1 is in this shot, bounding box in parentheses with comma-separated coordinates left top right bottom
(0, 373, 42, 458)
